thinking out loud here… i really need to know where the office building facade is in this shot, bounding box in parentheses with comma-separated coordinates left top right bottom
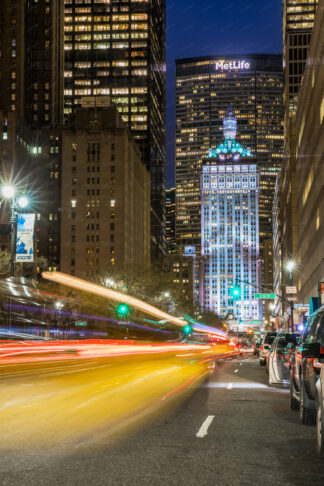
(283, 0, 318, 119)
(200, 110, 260, 320)
(175, 54, 283, 268)
(295, 1, 324, 304)
(165, 187, 175, 254)
(0, 0, 64, 270)
(64, 0, 166, 260)
(60, 103, 150, 279)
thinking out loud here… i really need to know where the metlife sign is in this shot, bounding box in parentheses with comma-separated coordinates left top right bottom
(215, 60, 250, 71)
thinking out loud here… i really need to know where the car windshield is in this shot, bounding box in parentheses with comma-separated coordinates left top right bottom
(277, 338, 289, 349)
(265, 335, 276, 345)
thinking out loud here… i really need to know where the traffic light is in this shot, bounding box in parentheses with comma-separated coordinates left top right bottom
(231, 286, 241, 299)
(183, 324, 193, 335)
(116, 303, 130, 317)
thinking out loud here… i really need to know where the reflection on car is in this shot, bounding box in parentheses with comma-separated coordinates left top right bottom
(259, 332, 277, 366)
(268, 333, 300, 385)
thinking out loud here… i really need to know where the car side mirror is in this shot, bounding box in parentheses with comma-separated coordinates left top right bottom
(303, 342, 321, 358)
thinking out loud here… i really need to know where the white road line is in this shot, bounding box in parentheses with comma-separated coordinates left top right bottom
(234, 369, 239, 373)
(226, 383, 233, 390)
(240, 363, 243, 366)
(196, 415, 215, 438)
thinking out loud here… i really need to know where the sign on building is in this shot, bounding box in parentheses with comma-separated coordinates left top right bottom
(254, 293, 276, 299)
(16, 214, 35, 262)
(286, 286, 297, 294)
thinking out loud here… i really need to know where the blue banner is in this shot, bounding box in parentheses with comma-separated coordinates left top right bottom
(16, 214, 35, 262)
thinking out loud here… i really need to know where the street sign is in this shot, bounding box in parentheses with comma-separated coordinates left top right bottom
(287, 297, 298, 302)
(286, 286, 297, 294)
(254, 293, 276, 299)
(320, 282, 324, 305)
(75, 321, 87, 326)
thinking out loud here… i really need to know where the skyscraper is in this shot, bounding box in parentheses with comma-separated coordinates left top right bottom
(283, 0, 318, 119)
(200, 110, 260, 320)
(165, 187, 175, 254)
(0, 0, 64, 270)
(175, 54, 283, 267)
(64, 0, 166, 260)
(60, 102, 150, 279)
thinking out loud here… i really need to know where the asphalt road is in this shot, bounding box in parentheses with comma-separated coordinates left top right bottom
(2, 355, 324, 486)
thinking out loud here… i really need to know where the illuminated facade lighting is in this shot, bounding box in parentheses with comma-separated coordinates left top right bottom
(200, 110, 261, 320)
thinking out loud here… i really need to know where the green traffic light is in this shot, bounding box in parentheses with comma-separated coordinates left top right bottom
(183, 324, 192, 335)
(231, 286, 241, 299)
(116, 303, 130, 317)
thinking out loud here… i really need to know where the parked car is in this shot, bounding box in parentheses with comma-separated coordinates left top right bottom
(316, 357, 324, 457)
(254, 337, 263, 356)
(268, 332, 300, 384)
(290, 306, 324, 425)
(259, 332, 277, 366)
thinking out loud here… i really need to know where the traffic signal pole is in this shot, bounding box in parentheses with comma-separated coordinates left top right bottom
(236, 278, 295, 332)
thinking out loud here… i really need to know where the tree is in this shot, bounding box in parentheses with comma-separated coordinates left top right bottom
(198, 311, 224, 330)
(94, 263, 196, 318)
(0, 248, 48, 280)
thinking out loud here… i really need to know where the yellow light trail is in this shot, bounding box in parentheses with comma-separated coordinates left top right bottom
(42, 271, 188, 328)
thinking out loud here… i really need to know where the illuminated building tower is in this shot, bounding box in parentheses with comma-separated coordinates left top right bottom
(64, 0, 166, 260)
(175, 54, 283, 273)
(283, 0, 318, 119)
(200, 109, 260, 320)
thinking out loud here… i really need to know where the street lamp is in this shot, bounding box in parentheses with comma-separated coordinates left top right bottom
(285, 260, 296, 284)
(163, 291, 170, 298)
(285, 260, 296, 332)
(1, 185, 29, 277)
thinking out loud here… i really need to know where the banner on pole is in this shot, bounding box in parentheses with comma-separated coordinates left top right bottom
(16, 214, 35, 262)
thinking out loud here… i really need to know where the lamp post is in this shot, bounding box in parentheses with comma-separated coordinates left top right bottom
(285, 260, 296, 332)
(1, 185, 29, 277)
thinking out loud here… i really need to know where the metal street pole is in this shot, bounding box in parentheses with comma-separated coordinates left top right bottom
(236, 277, 294, 331)
(9, 197, 17, 277)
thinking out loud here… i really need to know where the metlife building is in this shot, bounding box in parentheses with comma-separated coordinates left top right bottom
(175, 54, 283, 275)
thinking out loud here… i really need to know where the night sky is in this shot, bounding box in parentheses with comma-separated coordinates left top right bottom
(166, 0, 283, 187)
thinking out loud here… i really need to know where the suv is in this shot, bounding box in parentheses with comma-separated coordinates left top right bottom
(259, 332, 277, 366)
(290, 306, 324, 425)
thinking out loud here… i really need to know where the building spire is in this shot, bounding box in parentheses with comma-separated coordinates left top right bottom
(223, 108, 237, 139)
(207, 107, 252, 160)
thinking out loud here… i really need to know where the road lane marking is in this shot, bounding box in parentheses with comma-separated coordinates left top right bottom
(226, 383, 233, 390)
(196, 415, 214, 438)
(240, 363, 243, 366)
(234, 369, 239, 373)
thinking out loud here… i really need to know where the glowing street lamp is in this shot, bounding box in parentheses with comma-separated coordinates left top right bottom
(2, 185, 15, 199)
(285, 260, 296, 284)
(18, 196, 29, 208)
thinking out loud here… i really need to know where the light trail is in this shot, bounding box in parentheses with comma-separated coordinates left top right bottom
(43, 271, 187, 327)
(0, 339, 237, 365)
(42, 272, 227, 338)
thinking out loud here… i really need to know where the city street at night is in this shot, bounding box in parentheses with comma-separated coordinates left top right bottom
(2, 355, 324, 486)
(1, 0, 324, 484)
